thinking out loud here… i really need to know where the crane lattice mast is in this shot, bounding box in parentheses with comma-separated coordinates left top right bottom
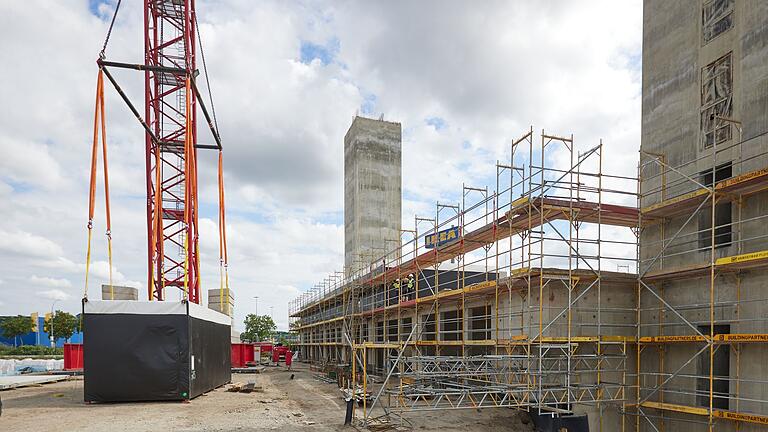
(144, 0, 199, 303)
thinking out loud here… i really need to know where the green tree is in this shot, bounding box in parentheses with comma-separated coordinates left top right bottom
(241, 314, 276, 342)
(1, 315, 34, 347)
(44, 310, 79, 342)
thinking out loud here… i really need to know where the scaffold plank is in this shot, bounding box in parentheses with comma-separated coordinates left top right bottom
(641, 401, 768, 426)
(641, 167, 768, 219)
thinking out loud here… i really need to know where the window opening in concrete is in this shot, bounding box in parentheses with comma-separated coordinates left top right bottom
(697, 324, 730, 409)
(702, 0, 734, 45)
(441, 309, 462, 341)
(698, 202, 732, 249)
(375, 349, 384, 374)
(387, 319, 398, 342)
(400, 317, 412, 340)
(470, 305, 491, 340)
(422, 313, 436, 341)
(700, 162, 732, 187)
(375, 320, 384, 343)
(701, 52, 733, 148)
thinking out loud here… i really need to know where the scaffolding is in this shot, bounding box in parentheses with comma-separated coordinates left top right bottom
(289, 127, 642, 429)
(635, 125, 768, 430)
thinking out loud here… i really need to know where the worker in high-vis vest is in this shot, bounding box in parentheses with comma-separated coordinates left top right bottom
(392, 278, 401, 305)
(406, 273, 415, 300)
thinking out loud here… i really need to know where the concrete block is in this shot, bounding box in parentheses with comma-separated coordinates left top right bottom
(101, 284, 138, 301)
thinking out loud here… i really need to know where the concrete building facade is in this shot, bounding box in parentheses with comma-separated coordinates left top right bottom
(640, 1, 768, 429)
(344, 116, 402, 274)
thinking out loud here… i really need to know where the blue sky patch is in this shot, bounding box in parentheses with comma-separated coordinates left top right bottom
(88, 0, 109, 18)
(3, 178, 33, 194)
(361, 93, 377, 115)
(299, 37, 339, 66)
(425, 116, 447, 131)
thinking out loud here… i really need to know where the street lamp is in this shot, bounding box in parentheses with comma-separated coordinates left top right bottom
(253, 296, 258, 316)
(49, 300, 58, 348)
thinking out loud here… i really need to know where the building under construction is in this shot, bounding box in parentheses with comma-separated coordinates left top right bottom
(291, 121, 640, 430)
(290, 1, 768, 431)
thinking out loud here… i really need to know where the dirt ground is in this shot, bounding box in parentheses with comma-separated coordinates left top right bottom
(0, 363, 533, 431)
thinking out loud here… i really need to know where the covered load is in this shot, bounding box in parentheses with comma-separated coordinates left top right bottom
(83, 299, 231, 402)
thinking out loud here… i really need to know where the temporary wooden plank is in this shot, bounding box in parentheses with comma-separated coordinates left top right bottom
(641, 189, 709, 218)
(641, 400, 768, 426)
(714, 410, 768, 425)
(645, 249, 768, 282)
(640, 400, 708, 416)
(715, 249, 768, 267)
(641, 167, 768, 220)
(640, 333, 768, 344)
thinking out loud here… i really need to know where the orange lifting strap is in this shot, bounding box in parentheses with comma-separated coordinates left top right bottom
(183, 77, 192, 300)
(84, 69, 114, 300)
(218, 150, 230, 315)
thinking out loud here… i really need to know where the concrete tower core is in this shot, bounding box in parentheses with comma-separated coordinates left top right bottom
(344, 116, 402, 274)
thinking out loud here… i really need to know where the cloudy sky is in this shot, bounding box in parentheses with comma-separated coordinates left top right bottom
(0, 0, 641, 330)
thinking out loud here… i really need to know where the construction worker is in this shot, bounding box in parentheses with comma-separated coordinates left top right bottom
(392, 278, 401, 305)
(406, 274, 415, 300)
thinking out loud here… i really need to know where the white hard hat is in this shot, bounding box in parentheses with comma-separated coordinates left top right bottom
(408, 274, 413, 277)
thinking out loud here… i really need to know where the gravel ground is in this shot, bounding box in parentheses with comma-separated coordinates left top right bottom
(0, 363, 533, 431)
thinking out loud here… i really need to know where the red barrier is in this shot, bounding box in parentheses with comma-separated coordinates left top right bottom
(254, 342, 273, 353)
(64, 343, 84, 370)
(230, 343, 255, 368)
(285, 350, 293, 367)
(271, 345, 289, 363)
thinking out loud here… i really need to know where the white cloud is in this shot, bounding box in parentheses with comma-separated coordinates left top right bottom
(30, 276, 72, 289)
(0, 230, 64, 258)
(37, 289, 70, 301)
(0, 1, 642, 331)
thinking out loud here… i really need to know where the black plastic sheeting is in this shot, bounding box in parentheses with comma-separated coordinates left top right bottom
(189, 316, 231, 398)
(530, 412, 590, 432)
(416, 268, 496, 297)
(83, 303, 231, 402)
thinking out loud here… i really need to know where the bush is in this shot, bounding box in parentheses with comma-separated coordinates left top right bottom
(0, 345, 63, 356)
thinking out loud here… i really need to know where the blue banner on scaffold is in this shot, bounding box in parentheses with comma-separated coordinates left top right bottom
(424, 226, 460, 249)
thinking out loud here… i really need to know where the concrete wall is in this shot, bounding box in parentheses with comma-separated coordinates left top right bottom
(344, 116, 402, 274)
(641, 1, 768, 430)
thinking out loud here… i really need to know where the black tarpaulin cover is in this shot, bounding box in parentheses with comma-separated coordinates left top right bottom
(83, 299, 231, 402)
